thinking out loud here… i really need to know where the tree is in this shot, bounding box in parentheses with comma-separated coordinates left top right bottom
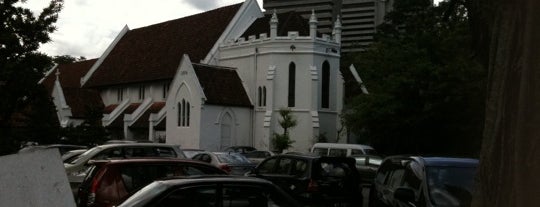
(272, 108, 297, 153)
(464, 0, 540, 206)
(60, 105, 107, 146)
(0, 0, 64, 155)
(341, 0, 485, 156)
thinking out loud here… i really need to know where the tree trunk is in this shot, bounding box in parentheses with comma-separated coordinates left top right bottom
(473, 0, 540, 206)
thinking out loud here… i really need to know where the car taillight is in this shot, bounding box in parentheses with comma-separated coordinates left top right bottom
(219, 164, 232, 174)
(87, 178, 100, 206)
(307, 179, 319, 192)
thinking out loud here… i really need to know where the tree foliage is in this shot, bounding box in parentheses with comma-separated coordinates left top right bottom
(342, 0, 485, 156)
(272, 108, 297, 153)
(0, 0, 64, 155)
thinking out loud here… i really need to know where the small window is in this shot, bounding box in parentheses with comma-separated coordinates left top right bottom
(138, 85, 145, 100)
(263, 86, 267, 106)
(117, 87, 124, 102)
(163, 83, 169, 99)
(291, 160, 308, 177)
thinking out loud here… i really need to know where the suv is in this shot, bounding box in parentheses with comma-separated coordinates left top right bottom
(246, 154, 362, 206)
(369, 156, 478, 207)
(65, 143, 186, 192)
(77, 159, 227, 207)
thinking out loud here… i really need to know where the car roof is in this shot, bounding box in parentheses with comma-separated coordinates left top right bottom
(421, 157, 479, 167)
(158, 175, 274, 186)
(88, 158, 209, 166)
(98, 143, 179, 147)
(383, 155, 478, 168)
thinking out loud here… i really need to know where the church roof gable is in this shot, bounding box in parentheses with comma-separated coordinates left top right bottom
(85, 3, 242, 87)
(192, 64, 252, 107)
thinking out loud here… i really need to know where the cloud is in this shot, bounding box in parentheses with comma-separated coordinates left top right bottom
(184, 0, 220, 11)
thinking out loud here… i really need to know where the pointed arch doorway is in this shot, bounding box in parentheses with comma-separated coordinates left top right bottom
(220, 113, 233, 150)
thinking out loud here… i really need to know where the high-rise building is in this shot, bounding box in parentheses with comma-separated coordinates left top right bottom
(263, 0, 393, 52)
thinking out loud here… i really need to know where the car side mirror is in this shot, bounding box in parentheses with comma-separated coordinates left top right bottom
(394, 187, 416, 206)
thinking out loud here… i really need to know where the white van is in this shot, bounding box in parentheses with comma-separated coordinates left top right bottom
(310, 143, 377, 157)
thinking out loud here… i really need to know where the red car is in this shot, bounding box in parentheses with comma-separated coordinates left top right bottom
(77, 158, 227, 207)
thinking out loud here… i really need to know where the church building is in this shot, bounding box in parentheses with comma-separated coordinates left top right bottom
(41, 0, 344, 152)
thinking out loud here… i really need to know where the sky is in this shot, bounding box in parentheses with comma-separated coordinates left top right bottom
(21, 0, 263, 59)
(22, 0, 442, 59)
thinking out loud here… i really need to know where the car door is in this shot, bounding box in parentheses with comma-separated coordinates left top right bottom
(252, 157, 307, 197)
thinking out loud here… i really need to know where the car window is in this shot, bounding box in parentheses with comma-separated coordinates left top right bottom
(329, 149, 347, 157)
(155, 185, 218, 207)
(93, 148, 124, 160)
(312, 148, 328, 156)
(216, 153, 251, 164)
(386, 168, 405, 188)
(258, 158, 277, 174)
(155, 147, 176, 157)
(275, 158, 293, 174)
(351, 149, 364, 155)
(374, 161, 394, 185)
(222, 184, 292, 207)
(291, 160, 308, 177)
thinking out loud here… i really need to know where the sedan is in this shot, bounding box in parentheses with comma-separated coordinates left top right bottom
(192, 152, 256, 175)
(118, 176, 303, 207)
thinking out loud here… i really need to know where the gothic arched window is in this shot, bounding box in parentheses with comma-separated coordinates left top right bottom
(288, 62, 296, 107)
(322, 61, 330, 108)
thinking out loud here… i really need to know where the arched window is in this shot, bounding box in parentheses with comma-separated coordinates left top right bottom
(288, 62, 296, 107)
(258, 87, 262, 107)
(178, 99, 190, 127)
(322, 61, 330, 108)
(263, 86, 267, 106)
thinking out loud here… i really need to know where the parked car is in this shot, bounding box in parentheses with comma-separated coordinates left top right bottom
(62, 149, 88, 164)
(244, 150, 274, 164)
(311, 142, 378, 157)
(369, 156, 478, 207)
(182, 148, 206, 159)
(246, 153, 362, 206)
(350, 154, 383, 184)
(192, 152, 256, 175)
(64, 143, 186, 193)
(77, 159, 226, 207)
(118, 176, 303, 207)
(223, 146, 257, 154)
(19, 144, 87, 155)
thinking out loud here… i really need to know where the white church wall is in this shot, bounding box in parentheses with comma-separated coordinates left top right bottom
(199, 105, 252, 151)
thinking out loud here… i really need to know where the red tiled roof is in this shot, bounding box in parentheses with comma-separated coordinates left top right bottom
(130, 102, 165, 129)
(62, 88, 104, 118)
(85, 4, 242, 87)
(41, 59, 98, 91)
(107, 103, 141, 128)
(40, 59, 104, 118)
(103, 104, 119, 114)
(193, 63, 252, 107)
(241, 11, 311, 38)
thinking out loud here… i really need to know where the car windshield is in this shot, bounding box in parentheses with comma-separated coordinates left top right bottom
(216, 153, 251, 164)
(426, 166, 477, 207)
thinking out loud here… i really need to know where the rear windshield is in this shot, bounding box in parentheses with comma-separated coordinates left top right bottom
(319, 159, 356, 178)
(118, 164, 225, 192)
(216, 153, 251, 164)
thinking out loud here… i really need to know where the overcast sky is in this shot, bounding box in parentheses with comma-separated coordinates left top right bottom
(22, 0, 263, 59)
(22, 0, 441, 59)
